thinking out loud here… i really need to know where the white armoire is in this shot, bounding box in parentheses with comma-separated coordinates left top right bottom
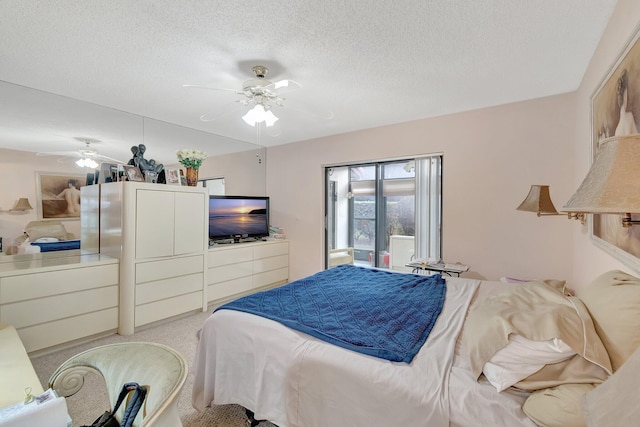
(81, 181, 208, 335)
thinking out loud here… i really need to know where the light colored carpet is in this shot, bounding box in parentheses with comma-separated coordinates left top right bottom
(30, 310, 277, 427)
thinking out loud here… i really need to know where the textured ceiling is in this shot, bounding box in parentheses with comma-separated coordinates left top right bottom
(0, 0, 617, 163)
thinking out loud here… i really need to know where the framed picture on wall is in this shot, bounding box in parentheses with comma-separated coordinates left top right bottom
(36, 172, 87, 220)
(590, 23, 640, 270)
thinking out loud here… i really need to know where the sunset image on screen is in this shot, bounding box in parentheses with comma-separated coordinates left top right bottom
(209, 197, 268, 238)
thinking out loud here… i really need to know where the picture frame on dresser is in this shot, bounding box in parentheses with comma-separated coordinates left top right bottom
(590, 22, 640, 272)
(124, 165, 144, 182)
(165, 168, 181, 185)
(36, 172, 86, 220)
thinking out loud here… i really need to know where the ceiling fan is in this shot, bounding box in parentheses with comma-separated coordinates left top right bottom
(36, 138, 124, 168)
(184, 65, 316, 136)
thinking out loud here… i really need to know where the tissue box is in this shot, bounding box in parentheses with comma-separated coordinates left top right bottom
(0, 389, 71, 427)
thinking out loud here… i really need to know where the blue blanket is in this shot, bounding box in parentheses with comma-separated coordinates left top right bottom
(217, 265, 446, 363)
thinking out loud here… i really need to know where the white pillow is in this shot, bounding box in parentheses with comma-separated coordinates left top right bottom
(483, 334, 576, 392)
(33, 237, 60, 243)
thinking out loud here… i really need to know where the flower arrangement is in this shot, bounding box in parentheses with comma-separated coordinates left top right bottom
(176, 148, 208, 170)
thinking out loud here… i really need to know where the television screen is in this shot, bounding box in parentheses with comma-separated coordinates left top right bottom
(209, 196, 269, 242)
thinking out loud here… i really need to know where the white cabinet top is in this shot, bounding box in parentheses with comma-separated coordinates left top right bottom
(0, 250, 118, 277)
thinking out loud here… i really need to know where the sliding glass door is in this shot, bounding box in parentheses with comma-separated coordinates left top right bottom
(325, 155, 442, 270)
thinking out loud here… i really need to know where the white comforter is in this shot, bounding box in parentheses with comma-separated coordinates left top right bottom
(192, 277, 536, 427)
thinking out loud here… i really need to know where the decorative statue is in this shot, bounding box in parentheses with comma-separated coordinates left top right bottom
(127, 145, 139, 166)
(128, 144, 163, 176)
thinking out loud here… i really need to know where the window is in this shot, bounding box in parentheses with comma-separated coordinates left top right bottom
(325, 155, 442, 270)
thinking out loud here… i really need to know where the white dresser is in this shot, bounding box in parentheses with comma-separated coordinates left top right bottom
(0, 251, 119, 353)
(82, 182, 208, 335)
(208, 240, 289, 302)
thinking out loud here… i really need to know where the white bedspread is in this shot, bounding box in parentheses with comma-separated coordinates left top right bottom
(192, 277, 536, 427)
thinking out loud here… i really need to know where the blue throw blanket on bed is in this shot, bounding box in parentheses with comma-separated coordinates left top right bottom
(216, 264, 447, 363)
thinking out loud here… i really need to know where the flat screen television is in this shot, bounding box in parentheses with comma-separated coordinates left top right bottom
(208, 195, 270, 242)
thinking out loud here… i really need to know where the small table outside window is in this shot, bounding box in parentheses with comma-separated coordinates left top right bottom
(405, 262, 469, 277)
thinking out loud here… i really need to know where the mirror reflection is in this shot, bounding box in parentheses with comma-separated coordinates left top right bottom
(0, 80, 265, 255)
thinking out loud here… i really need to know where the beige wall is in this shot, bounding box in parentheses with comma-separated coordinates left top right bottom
(197, 147, 267, 196)
(267, 93, 577, 283)
(571, 0, 640, 289)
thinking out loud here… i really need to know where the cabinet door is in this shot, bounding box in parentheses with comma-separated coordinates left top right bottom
(174, 192, 205, 255)
(136, 190, 175, 259)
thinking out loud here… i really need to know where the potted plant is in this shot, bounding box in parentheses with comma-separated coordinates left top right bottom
(176, 149, 208, 186)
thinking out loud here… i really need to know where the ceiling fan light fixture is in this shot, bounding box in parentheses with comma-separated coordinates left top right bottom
(263, 110, 279, 127)
(242, 104, 279, 127)
(76, 157, 99, 168)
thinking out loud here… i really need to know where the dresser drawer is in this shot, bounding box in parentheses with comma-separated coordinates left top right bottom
(135, 291, 203, 327)
(254, 241, 289, 259)
(19, 308, 118, 353)
(136, 255, 203, 284)
(1, 286, 118, 328)
(254, 267, 288, 289)
(208, 276, 253, 302)
(208, 261, 253, 285)
(253, 254, 289, 274)
(208, 246, 254, 267)
(136, 273, 203, 305)
(0, 264, 118, 303)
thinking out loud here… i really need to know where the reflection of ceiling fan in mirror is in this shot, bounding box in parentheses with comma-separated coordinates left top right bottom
(36, 138, 124, 169)
(184, 65, 332, 137)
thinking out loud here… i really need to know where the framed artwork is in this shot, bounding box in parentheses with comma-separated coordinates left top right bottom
(124, 165, 144, 182)
(165, 168, 181, 185)
(36, 172, 86, 220)
(591, 23, 640, 270)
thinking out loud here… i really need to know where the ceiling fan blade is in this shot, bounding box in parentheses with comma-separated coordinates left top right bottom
(94, 154, 127, 164)
(183, 84, 242, 95)
(200, 110, 228, 122)
(36, 150, 83, 158)
(38, 151, 124, 164)
(262, 79, 301, 94)
(37, 142, 125, 164)
(200, 101, 247, 122)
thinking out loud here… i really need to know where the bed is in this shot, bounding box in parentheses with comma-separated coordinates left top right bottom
(192, 266, 640, 427)
(14, 220, 79, 253)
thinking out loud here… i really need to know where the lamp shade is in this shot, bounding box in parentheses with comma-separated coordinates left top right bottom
(516, 185, 559, 215)
(9, 198, 33, 212)
(563, 135, 640, 214)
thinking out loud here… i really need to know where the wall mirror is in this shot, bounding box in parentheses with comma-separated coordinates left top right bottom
(0, 80, 264, 255)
